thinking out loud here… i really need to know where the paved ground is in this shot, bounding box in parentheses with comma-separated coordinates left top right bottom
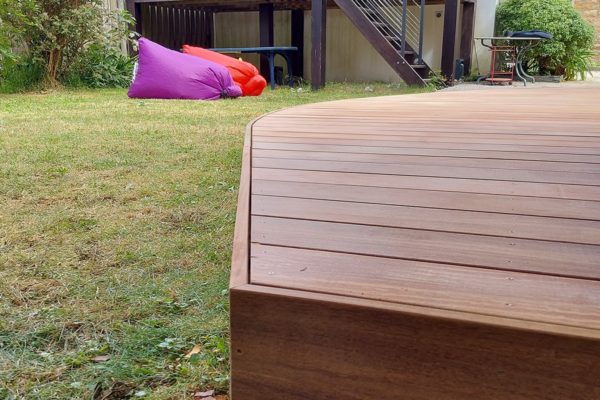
(443, 71, 600, 91)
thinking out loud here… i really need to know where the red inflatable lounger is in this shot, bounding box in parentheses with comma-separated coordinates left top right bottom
(182, 45, 267, 96)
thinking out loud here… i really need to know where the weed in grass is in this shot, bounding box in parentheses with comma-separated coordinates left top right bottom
(0, 83, 430, 399)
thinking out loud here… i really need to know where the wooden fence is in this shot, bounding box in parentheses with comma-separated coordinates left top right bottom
(138, 4, 214, 50)
(102, 0, 214, 51)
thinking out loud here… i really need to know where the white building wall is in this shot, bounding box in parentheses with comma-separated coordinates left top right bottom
(472, 0, 500, 75)
(211, 0, 500, 82)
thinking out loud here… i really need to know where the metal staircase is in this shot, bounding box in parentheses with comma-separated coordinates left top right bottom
(334, 0, 433, 86)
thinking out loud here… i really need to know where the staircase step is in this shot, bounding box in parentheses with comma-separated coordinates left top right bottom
(336, 0, 432, 86)
(385, 36, 414, 53)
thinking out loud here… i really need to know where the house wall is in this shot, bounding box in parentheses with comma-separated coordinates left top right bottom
(214, 0, 499, 83)
(101, 0, 128, 53)
(102, 0, 123, 10)
(472, 0, 499, 75)
(572, 0, 600, 64)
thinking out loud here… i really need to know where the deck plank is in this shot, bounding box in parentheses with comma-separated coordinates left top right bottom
(253, 142, 600, 163)
(251, 216, 600, 280)
(252, 157, 600, 185)
(252, 131, 600, 145)
(253, 180, 600, 220)
(253, 149, 600, 173)
(253, 168, 600, 200)
(250, 244, 600, 330)
(251, 195, 600, 244)
(253, 135, 600, 155)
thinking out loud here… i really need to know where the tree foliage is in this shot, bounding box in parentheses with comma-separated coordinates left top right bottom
(0, 0, 134, 89)
(496, 0, 596, 79)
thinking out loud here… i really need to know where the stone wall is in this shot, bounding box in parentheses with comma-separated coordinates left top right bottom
(573, 0, 600, 64)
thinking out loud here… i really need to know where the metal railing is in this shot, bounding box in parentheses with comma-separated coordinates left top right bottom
(353, 0, 426, 64)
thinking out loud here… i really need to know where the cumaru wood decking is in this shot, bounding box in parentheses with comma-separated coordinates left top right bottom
(229, 87, 600, 400)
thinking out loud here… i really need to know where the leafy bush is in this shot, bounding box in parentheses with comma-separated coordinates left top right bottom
(496, 0, 596, 79)
(0, 0, 134, 90)
(0, 53, 45, 93)
(64, 44, 135, 88)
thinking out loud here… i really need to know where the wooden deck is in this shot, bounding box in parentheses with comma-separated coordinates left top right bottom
(230, 87, 600, 399)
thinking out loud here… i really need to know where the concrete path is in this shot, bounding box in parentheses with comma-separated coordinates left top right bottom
(443, 71, 600, 91)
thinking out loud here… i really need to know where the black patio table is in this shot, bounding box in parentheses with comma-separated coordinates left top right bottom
(209, 46, 298, 89)
(475, 37, 545, 86)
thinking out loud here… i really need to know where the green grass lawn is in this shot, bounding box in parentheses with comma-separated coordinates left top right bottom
(0, 83, 428, 399)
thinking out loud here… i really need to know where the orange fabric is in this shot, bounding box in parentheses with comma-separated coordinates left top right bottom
(244, 75, 268, 97)
(182, 45, 267, 96)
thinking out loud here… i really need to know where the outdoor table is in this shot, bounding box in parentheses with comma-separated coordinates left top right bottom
(209, 46, 298, 89)
(475, 37, 544, 86)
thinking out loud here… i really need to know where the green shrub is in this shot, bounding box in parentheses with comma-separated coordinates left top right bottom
(0, 0, 134, 90)
(64, 44, 135, 88)
(496, 0, 596, 79)
(0, 54, 45, 93)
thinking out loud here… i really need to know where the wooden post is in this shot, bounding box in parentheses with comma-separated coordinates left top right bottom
(311, 0, 326, 90)
(460, 0, 476, 76)
(291, 9, 305, 79)
(125, 0, 136, 31)
(125, 0, 142, 54)
(207, 11, 215, 48)
(441, 0, 459, 84)
(259, 4, 274, 77)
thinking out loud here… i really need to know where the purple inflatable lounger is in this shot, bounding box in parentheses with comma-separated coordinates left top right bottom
(128, 38, 242, 100)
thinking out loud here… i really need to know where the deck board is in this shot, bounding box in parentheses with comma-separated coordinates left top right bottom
(231, 87, 600, 400)
(252, 180, 600, 219)
(252, 216, 600, 280)
(250, 244, 600, 331)
(253, 168, 600, 200)
(253, 142, 600, 162)
(253, 149, 600, 172)
(251, 195, 600, 244)
(253, 157, 600, 185)
(254, 136, 600, 154)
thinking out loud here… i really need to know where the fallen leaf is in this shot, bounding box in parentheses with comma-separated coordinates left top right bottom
(184, 344, 202, 359)
(92, 355, 111, 362)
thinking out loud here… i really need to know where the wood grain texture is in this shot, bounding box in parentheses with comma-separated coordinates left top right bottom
(231, 88, 600, 399)
(231, 286, 600, 400)
(252, 180, 600, 220)
(252, 157, 600, 185)
(253, 135, 600, 154)
(251, 216, 600, 280)
(229, 120, 254, 288)
(250, 244, 600, 330)
(252, 142, 600, 163)
(252, 149, 600, 173)
(251, 195, 600, 244)
(253, 168, 600, 200)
